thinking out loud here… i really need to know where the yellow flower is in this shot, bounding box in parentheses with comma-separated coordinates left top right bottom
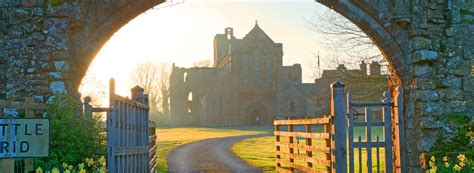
(79, 170, 86, 173)
(429, 166, 437, 173)
(79, 163, 85, 170)
(454, 164, 461, 171)
(65, 170, 71, 173)
(443, 156, 448, 162)
(62, 163, 68, 169)
(457, 154, 465, 162)
(68, 165, 73, 170)
(429, 160, 436, 167)
(88, 159, 95, 166)
(459, 161, 465, 167)
(99, 156, 106, 166)
(431, 156, 436, 162)
(444, 162, 449, 168)
(35, 167, 43, 173)
(51, 168, 60, 173)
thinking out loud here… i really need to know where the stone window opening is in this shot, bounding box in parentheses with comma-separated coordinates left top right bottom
(187, 107, 192, 114)
(183, 72, 188, 82)
(187, 91, 193, 101)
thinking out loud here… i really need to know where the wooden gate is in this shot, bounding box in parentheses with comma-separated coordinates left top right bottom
(274, 81, 404, 173)
(346, 88, 403, 173)
(105, 79, 155, 173)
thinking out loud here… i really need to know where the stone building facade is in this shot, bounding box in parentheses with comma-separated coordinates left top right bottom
(170, 24, 387, 126)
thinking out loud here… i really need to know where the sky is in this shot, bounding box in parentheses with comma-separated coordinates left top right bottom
(80, 0, 350, 99)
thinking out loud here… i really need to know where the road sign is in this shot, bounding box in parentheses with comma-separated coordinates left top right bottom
(0, 118, 49, 158)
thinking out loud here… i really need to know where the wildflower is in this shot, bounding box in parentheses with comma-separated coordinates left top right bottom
(68, 165, 73, 170)
(429, 160, 436, 167)
(62, 163, 68, 169)
(79, 170, 86, 173)
(459, 161, 465, 167)
(99, 156, 106, 166)
(457, 154, 465, 162)
(454, 164, 461, 171)
(65, 170, 71, 173)
(88, 159, 95, 166)
(79, 163, 85, 170)
(431, 156, 436, 162)
(51, 168, 60, 173)
(36, 167, 43, 173)
(444, 162, 449, 168)
(443, 156, 448, 162)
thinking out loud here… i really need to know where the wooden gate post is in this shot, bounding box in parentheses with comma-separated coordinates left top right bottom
(331, 81, 347, 173)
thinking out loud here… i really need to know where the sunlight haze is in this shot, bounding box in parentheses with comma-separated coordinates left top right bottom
(80, 0, 336, 102)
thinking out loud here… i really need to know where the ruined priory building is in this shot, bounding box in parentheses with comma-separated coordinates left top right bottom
(169, 24, 386, 126)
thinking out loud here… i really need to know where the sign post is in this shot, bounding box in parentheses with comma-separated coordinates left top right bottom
(0, 118, 50, 158)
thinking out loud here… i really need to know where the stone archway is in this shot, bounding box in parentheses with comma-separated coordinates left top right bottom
(1, 1, 471, 172)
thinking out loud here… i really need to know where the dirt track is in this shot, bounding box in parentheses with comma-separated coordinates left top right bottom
(167, 134, 268, 173)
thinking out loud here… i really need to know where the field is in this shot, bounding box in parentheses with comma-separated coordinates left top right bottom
(232, 126, 386, 172)
(155, 126, 272, 172)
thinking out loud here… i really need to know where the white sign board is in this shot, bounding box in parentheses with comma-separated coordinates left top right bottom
(0, 119, 49, 158)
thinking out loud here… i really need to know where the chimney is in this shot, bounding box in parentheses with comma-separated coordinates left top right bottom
(360, 61, 367, 75)
(370, 61, 381, 76)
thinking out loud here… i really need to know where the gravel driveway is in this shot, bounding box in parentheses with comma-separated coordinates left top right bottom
(167, 134, 269, 173)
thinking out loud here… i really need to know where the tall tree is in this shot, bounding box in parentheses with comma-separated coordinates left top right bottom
(306, 8, 386, 76)
(157, 62, 171, 115)
(130, 61, 160, 112)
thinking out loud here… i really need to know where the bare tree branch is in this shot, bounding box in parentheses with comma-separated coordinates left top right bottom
(305, 8, 386, 74)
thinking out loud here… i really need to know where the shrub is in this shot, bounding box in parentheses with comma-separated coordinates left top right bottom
(34, 95, 106, 170)
(425, 113, 473, 172)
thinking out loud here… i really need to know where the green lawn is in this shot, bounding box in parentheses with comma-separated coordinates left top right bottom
(232, 126, 387, 172)
(155, 126, 272, 172)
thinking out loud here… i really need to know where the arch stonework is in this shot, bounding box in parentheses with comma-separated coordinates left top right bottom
(0, 1, 472, 172)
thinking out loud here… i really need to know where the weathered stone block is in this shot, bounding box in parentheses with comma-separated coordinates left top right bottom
(419, 134, 437, 151)
(49, 72, 62, 79)
(0, 0, 21, 7)
(414, 65, 433, 77)
(451, 61, 470, 76)
(413, 50, 438, 63)
(420, 117, 439, 129)
(49, 81, 66, 94)
(22, 0, 44, 7)
(464, 77, 474, 91)
(446, 100, 467, 112)
(43, 18, 68, 50)
(446, 89, 463, 100)
(412, 37, 432, 50)
(10, 8, 30, 23)
(413, 78, 436, 89)
(415, 90, 440, 101)
(54, 60, 68, 72)
(46, 3, 73, 17)
(416, 102, 443, 116)
(439, 76, 462, 89)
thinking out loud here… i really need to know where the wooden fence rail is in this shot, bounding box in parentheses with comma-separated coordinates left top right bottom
(275, 81, 401, 173)
(274, 117, 333, 173)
